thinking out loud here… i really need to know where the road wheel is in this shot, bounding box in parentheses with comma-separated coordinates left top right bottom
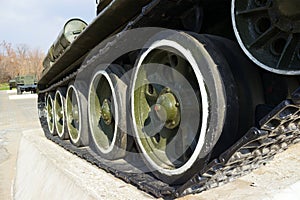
(130, 30, 238, 184)
(54, 88, 69, 140)
(88, 66, 130, 159)
(66, 83, 88, 146)
(46, 93, 56, 135)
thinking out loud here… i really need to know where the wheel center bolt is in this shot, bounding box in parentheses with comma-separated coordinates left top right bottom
(153, 104, 167, 122)
(101, 99, 112, 125)
(155, 90, 180, 129)
(73, 110, 78, 117)
(57, 109, 63, 118)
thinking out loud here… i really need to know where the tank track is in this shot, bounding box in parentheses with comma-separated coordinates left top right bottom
(38, 88, 300, 198)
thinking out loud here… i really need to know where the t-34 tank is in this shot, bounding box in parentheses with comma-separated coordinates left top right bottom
(37, 0, 300, 198)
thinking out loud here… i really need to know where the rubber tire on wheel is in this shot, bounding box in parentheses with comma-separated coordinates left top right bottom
(130, 30, 239, 185)
(199, 34, 265, 156)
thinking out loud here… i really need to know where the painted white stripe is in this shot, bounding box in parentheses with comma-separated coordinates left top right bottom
(9, 94, 37, 100)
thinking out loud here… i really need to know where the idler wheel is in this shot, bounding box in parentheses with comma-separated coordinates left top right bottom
(232, 0, 300, 75)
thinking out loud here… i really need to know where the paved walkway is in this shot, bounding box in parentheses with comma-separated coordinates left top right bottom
(0, 90, 39, 199)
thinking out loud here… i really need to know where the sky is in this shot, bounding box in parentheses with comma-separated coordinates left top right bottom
(0, 0, 96, 53)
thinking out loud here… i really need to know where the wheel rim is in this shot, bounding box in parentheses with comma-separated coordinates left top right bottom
(46, 94, 55, 134)
(88, 71, 118, 154)
(66, 85, 81, 143)
(232, 0, 300, 75)
(131, 39, 209, 175)
(54, 90, 65, 137)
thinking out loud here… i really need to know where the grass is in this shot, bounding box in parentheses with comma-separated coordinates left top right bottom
(0, 83, 9, 90)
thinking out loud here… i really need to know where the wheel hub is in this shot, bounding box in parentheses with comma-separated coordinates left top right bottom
(72, 106, 79, 122)
(269, 0, 300, 33)
(274, 0, 300, 18)
(101, 99, 112, 125)
(154, 89, 180, 130)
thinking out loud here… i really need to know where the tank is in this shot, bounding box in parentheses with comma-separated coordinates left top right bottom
(37, 0, 300, 198)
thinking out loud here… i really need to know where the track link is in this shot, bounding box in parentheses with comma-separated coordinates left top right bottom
(38, 88, 300, 198)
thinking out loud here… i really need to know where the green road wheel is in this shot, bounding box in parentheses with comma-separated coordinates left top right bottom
(46, 93, 56, 135)
(66, 84, 83, 146)
(130, 31, 239, 184)
(88, 69, 128, 159)
(54, 88, 69, 139)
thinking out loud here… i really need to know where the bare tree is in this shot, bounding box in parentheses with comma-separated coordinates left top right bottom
(0, 41, 44, 83)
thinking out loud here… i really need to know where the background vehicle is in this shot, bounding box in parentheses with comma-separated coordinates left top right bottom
(15, 75, 37, 94)
(37, 0, 300, 198)
(8, 79, 17, 90)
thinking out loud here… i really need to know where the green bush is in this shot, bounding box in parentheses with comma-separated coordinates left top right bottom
(0, 83, 9, 90)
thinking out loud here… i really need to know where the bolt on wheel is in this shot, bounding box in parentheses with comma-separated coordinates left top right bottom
(88, 69, 128, 159)
(232, 0, 300, 74)
(54, 88, 68, 139)
(130, 31, 237, 184)
(46, 93, 56, 135)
